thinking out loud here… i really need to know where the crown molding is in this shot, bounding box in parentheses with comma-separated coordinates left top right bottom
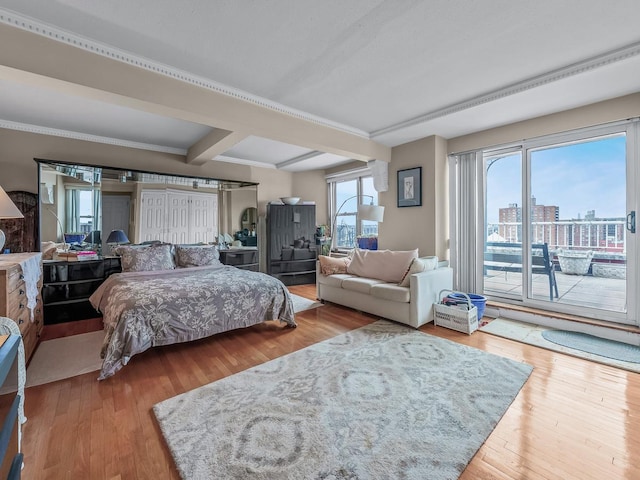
(371, 40, 640, 139)
(0, 8, 370, 140)
(0, 119, 187, 155)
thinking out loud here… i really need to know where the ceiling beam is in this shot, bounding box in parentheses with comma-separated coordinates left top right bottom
(0, 22, 391, 162)
(275, 151, 323, 169)
(186, 129, 248, 165)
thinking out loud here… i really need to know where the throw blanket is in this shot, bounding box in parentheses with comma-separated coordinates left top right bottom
(19, 252, 42, 321)
(90, 265, 295, 380)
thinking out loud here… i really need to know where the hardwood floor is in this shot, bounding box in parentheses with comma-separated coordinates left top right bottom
(21, 284, 640, 479)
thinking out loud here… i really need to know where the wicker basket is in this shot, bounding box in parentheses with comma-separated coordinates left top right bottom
(433, 290, 478, 334)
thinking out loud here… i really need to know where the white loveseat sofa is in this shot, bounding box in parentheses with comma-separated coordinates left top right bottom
(316, 249, 453, 328)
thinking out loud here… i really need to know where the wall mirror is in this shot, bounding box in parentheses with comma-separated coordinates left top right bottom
(36, 159, 258, 255)
(241, 207, 258, 231)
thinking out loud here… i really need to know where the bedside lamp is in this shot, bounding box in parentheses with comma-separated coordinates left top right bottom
(0, 186, 24, 253)
(106, 229, 129, 254)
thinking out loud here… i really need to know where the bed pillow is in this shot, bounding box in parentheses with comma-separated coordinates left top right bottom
(398, 256, 439, 287)
(175, 245, 222, 268)
(116, 243, 176, 272)
(347, 248, 418, 283)
(318, 255, 350, 275)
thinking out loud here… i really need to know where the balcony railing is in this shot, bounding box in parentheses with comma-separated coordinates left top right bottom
(487, 219, 626, 253)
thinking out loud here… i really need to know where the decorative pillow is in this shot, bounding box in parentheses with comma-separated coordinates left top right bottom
(116, 243, 175, 272)
(347, 249, 418, 283)
(175, 245, 222, 268)
(318, 255, 350, 275)
(398, 256, 439, 287)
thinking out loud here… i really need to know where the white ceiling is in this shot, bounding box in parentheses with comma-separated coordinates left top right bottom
(1, 1, 640, 171)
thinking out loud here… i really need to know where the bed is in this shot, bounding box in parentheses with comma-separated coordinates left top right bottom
(89, 244, 295, 380)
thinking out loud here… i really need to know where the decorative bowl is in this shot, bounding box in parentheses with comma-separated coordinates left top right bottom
(280, 197, 301, 205)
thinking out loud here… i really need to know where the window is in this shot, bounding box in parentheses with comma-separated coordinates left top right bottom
(327, 171, 379, 250)
(65, 187, 100, 235)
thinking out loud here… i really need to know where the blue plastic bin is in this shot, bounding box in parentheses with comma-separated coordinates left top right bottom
(447, 293, 487, 319)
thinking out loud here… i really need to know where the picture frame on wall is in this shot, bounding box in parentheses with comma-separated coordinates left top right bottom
(397, 167, 422, 207)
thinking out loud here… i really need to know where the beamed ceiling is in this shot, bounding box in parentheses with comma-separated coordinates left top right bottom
(1, 1, 640, 171)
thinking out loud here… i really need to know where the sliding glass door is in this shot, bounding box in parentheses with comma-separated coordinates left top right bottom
(484, 149, 523, 300)
(481, 123, 637, 324)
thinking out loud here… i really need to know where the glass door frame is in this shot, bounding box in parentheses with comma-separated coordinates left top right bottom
(481, 120, 638, 326)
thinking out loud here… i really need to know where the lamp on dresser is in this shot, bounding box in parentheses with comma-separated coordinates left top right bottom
(329, 194, 384, 256)
(0, 186, 24, 253)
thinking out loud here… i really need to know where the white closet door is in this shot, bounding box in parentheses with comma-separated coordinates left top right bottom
(190, 193, 218, 243)
(139, 191, 167, 242)
(167, 192, 190, 245)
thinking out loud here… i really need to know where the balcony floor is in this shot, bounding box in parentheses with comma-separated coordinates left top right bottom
(484, 270, 626, 313)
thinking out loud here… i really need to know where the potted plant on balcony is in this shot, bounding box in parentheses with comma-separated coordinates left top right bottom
(556, 249, 594, 275)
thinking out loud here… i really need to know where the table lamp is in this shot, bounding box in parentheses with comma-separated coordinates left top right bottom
(0, 186, 24, 253)
(106, 229, 129, 254)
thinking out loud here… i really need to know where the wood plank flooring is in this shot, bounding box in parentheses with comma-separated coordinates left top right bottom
(20, 284, 640, 479)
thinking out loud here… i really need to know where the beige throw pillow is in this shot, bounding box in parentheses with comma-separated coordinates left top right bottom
(399, 256, 439, 287)
(347, 249, 418, 283)
(318, 255, 350, 275)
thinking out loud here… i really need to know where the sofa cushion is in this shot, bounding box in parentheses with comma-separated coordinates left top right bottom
(398, 256, 439, 287)
(370, 283, 411, 303)
(318, 255, 350, 275)
(341, 276, 386, 294)
(318, 273, 355, 288)
(346, 248, 418, 283)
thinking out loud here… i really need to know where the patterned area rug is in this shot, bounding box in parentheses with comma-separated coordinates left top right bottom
(154, 320, 532, 479)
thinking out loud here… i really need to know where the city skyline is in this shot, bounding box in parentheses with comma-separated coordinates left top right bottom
(486, 135, 626, 223)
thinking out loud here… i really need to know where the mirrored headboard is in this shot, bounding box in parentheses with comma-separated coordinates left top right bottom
(36, 159, 258, 255)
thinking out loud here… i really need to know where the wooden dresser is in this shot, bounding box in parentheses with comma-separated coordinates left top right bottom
(0, 253, 44, 363)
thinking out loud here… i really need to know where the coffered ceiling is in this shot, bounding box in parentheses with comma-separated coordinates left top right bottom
(1, 1, 640, 172)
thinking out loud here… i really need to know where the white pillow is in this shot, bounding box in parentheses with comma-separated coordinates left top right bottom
(346, 249, 418, 283)
(399, 256, 438, 287)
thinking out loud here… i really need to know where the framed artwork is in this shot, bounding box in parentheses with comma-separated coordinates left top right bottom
(397, 167, 422, 207)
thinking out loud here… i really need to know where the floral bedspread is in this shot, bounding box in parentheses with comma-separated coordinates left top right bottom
(89, 265, 296, 380)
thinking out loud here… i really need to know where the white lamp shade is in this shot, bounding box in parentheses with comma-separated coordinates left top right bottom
(0, 186, 24, 219)
(357, 203, 384, 222)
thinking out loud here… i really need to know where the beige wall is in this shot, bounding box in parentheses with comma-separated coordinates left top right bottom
(379, 135, 448, 259)
(292, 170, 328, 225)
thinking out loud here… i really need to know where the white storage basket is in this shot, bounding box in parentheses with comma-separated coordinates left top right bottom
(433, 290, 478, 334)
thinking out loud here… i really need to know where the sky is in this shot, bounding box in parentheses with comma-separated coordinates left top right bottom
(486, 135, 626, 223)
